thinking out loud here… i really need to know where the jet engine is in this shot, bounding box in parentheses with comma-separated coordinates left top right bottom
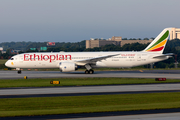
(59, 62, 78, 72)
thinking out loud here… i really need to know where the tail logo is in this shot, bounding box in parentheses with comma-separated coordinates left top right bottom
(146, 30, 169, 52)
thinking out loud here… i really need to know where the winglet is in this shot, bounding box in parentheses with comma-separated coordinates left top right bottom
(143, 28, 172, 53)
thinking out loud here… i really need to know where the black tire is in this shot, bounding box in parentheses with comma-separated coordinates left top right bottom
(85, 70, 89, 74)
(89, 69, 94, 74)
(17, 70, 21, 74)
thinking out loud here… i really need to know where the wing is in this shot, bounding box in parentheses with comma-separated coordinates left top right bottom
(75, 54, 119, 65)
(153, 53, 174, 59)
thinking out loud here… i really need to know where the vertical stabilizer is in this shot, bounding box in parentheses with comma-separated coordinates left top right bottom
(143, 28, 172, 54)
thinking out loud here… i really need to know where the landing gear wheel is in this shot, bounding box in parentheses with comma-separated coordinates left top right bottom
(89, 69, 94, 74)
(85, 69, 94, 74)
(85, 70, 89, 74)
(17, 70, 21, 74)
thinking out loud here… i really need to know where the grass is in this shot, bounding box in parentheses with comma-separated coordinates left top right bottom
(0, 78, 180, 88)
(0, 92, 180, 117)
(0, 59, 7, 64)
(0, 59, 7, 69)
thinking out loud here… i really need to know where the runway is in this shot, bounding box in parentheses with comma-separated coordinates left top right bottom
(0, 69, 180, 79)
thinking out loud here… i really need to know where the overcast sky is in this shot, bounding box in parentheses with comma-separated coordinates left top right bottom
(0, 0, 180, 43)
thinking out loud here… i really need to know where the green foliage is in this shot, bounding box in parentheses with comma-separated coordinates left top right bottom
(0, 64, 5, 69)
(154, 62, 167, 68)
(0, 78, 180, 88)
(166, 39, 180, 48)
(0, 41, 32, 51)
(143, 38, 149, 40)
(26, 49, 39, 53)
(84, 43, 148, 52)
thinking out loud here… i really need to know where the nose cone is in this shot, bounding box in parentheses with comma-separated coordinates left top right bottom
(5, 61, 10, 67)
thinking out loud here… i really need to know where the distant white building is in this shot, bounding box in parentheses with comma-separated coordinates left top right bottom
(1, 51, 6, 54)
(170, 28, 180, 40)
(0, 47, 6, 54)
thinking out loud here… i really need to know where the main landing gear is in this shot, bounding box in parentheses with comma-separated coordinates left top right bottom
(84, 64, 94, 74)
(85, 69, 94, 74)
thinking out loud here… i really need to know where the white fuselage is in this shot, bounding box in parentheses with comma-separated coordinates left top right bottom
(5, 51, 169, 69)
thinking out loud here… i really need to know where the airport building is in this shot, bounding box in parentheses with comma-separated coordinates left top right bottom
(86, 27, 180, 49)
(170, 28, 180, 40)
(0, 47, 6, 54)
(86, 36, 152, 49)
(86, 36, 121, 49)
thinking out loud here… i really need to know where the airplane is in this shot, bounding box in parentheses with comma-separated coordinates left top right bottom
(5, 28, 174, 74)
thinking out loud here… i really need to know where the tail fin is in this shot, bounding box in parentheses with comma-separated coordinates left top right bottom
(143, 28, 172, 54)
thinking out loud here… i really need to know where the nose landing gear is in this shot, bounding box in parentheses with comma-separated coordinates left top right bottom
(17, 70, 21, 74)
(16, 68, 21, 74)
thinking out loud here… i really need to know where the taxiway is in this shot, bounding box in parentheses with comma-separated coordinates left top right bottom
(1, 83, 180, 98)
(0, 70, 180, 79)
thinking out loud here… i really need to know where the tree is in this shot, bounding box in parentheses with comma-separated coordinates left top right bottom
(150, 37, 155, 40)
(143, 38, 149, 40)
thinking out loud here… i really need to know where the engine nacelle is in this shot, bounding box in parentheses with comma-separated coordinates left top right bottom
(59, 62, 78, 72)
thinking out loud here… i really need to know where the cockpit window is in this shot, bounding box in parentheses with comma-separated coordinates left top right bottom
(10, 58, 14, 60)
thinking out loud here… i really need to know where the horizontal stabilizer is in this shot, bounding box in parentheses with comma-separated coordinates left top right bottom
(153, 53, 174, 59)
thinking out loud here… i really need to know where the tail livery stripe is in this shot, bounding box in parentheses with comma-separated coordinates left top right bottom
(146, 39, 167, 51)
(146, 30, 169, 52)
(148, 46, 164, 52)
